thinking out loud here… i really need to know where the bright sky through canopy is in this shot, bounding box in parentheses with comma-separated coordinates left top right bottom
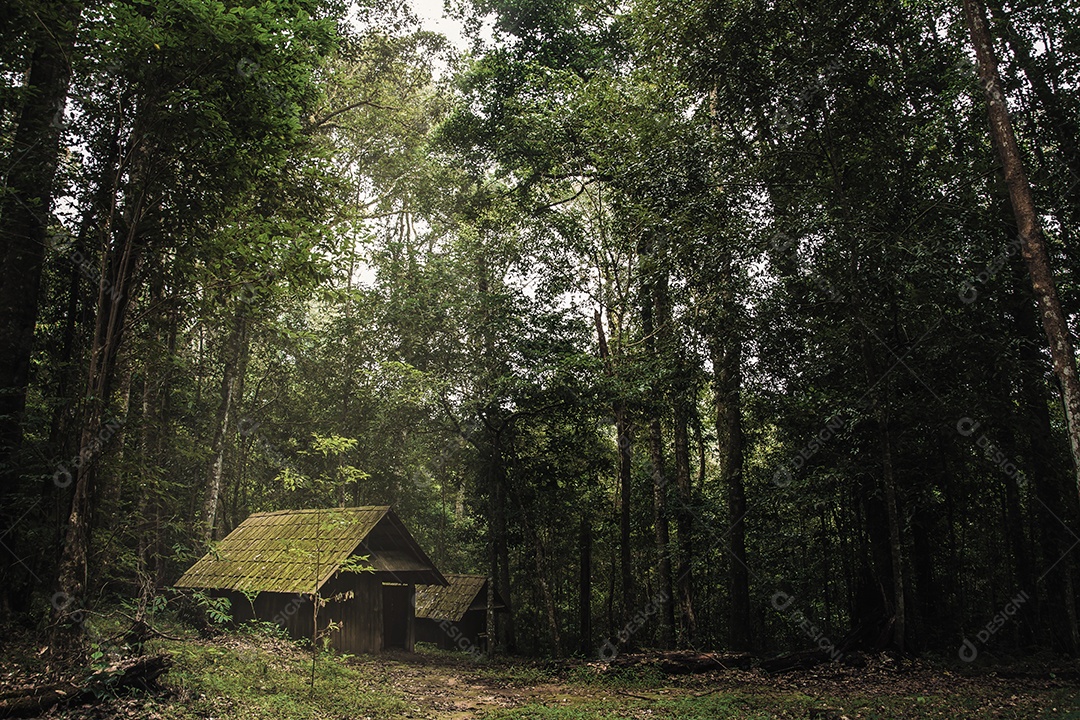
(411, 0, 469, 49)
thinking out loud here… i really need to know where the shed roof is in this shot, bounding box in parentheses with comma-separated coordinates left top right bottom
(175, 506, 446, 594)
(415, 574, 507, 622)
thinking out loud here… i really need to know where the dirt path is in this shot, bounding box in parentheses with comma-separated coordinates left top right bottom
(373, 652, 601, 719)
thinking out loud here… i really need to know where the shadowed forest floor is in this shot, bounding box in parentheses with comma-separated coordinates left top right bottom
(4, 631, 1080, 719)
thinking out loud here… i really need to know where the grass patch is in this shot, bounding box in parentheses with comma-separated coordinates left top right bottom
(480, 688, 1080, 719)
(561, 663, 666, 689)
(474, 659, 559, 686)
(143, 635, 411, 720)
(478, 700, 648, 720)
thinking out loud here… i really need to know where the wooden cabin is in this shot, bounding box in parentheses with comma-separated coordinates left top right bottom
(175, 506, 446, 654)
(414, 574, 507, 653)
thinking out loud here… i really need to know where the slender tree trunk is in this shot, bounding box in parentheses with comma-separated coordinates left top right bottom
(487, 571, 496, 658)
(474, 250, 516, 654)
(651, 269, 695, 645)
(579, 515, 592, 655)
(488, 538, 498, 655)
(54, 215, 143, 639)
(154, 300, 178, 588)
(490, 431, 515, 652)
(616, 406, 634, 628)
(672, 393, 696, 645)
(963, 0, 1080, 504)
(640, 268, 676, 648)
(201, 307, 248, 548)
(594, 310, 635, 631)
(694, 419, 706, 491)
(993, 276, 1038, 645)
(647, 419, 676, 648)
(909, 481, 939, 650)
(820, 501, 833, 637)
(712, 334, 751, 650)
(880, 416, 906, 652)
(526, 516, 562, 657)
(45, 242, 84, 460)
(138, 374, 158, 588)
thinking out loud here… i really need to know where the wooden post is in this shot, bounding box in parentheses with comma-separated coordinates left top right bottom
(486, 575, 495, 658)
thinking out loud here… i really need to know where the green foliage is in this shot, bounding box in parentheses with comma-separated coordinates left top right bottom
(192, 591, 233, 625)
(338, 554, 375, 575)
(238, 619, 291, 640)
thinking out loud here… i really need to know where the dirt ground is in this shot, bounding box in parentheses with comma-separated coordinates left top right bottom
(6, 634, 1079, 719)
(363, 649, 1080, 719)
(367, 650, 594, 718)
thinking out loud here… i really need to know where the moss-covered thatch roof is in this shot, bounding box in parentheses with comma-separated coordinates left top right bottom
(414, 574, 507, 622)
(175, 506, 446, 594)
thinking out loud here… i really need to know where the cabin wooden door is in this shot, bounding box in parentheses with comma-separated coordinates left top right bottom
(381, 583, 414, 650)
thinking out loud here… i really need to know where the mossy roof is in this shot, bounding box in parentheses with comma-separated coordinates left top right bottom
(175, 506, 446, 594)
(414, 573, 507, 622)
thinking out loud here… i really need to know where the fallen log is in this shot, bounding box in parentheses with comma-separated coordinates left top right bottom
(655, 651, 753, 674)
(606, 650, 754, 674)
(0, 653, 172, 719)
(759, 649, 835, 673)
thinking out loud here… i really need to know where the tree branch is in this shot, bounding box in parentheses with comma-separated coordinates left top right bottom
(306, 99, 398, 132)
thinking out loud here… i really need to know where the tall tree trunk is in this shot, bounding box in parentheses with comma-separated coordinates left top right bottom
(473, 249, 516, 654)
(617, 404, 634, 629)
(525, 514, 562, 657)
(54, 215, 143, 639)
(45, 239, 84, 461)
(490, 429, 516, 652)
(640, 265, 676, 649)
(594, 309, 635, 632)
(672, 391, 695, 645)
(820, 501, 833, 638)
(45, 106, 123, 463)
(647, 418, 676, 648)
(705, 89, 749, 648)
(652, 269, 695, 645)
(201, 307, 248, 548)
(909, 480, 940, 651)
(963, 0, 1080, 505)
(694, 418, 706, 491)
(487, 570, 496, 659)
(0, 2, 82, 612)
(880, 417, 906, 652)
(579, 515, 592, 655)
(851, 324, 905, 651)
(138, 374, 159, 590)
(712, 333, 751, 650)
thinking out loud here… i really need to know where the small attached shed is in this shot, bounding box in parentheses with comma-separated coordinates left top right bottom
(414, 574, 507, 652)
(175, 506, 446, 654)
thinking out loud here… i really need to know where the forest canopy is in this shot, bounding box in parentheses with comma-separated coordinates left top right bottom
(2, 0, 1080, 662)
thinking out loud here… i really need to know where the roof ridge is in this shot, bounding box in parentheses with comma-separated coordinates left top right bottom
(248, 506, 391, 518)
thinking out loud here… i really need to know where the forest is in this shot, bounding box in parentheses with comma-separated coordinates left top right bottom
(4, 0, 1080, 710)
